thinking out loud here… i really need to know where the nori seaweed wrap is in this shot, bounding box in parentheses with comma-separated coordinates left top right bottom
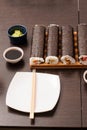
(45, 24, 59, 64)
(78, 23, 87, 65)
(30, 25, 46, 65)
(61, 25, 75, 64)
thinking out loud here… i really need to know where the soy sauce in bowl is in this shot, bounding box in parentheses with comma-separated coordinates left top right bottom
(5, 49, 22, 60)
(3, 47, 24, 63)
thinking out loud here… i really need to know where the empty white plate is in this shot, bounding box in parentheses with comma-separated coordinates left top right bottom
(6, 72, 60, 113)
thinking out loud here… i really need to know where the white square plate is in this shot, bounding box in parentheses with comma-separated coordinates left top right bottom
(6, 72, 60, 113)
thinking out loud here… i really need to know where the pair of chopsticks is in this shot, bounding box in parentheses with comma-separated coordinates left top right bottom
(30, 69, 36, 120)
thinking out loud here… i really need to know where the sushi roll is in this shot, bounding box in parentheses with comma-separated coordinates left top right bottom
(61, 25, 75, 64)
(78, 23, 87, 65)
(45, 24, 59, 64)
(30, 25, 46, 65)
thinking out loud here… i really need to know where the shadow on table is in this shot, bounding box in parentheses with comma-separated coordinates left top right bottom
(6, 60, 25, 71)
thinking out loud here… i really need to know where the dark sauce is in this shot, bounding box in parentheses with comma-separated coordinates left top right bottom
(5, 50, 22, 60)
(85, 73, 87, 80)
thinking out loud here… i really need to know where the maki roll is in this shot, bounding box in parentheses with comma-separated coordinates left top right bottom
(30, 25, 46, 65)
(78, 23, 87, 65)
(45, 24, 59, 64)
(61, 25, 75, 64)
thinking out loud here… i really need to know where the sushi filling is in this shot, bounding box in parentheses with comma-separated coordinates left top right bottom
(61, 55, 75, 65)
(45, 56, 59, 64)
(30, 57, 44, 65)
(79, 55, 87, 65)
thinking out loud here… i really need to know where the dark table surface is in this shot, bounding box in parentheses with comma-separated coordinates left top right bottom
(0, 0, 87, 129)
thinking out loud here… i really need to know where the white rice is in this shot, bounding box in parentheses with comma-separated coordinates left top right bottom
(79, 55, 87, 65)
(61, 55, 75, 64)
(45, 56, 59, 64)
(30, 57, 44, 65)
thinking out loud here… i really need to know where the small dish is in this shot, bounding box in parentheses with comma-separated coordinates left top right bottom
(83, 70, 87, 83)
(8, 25, 27, 45)
(3, 47, 24, 63)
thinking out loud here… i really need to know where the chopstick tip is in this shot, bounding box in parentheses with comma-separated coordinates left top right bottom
(30, 113, 34, 119)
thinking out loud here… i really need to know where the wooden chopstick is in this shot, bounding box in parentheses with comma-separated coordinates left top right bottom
(30, 69, 36, 119)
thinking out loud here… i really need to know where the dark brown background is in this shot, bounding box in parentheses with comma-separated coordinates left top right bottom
(0, 0, 87, 129)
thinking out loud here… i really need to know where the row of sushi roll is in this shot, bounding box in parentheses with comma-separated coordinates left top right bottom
(30, 23, 87, 65)
(30, 24, 60, 65)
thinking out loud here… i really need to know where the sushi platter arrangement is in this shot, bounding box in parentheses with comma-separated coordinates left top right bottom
(30, 24, 87, 69)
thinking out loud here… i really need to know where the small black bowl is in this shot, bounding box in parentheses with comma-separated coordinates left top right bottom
(8, 25, 27, 45)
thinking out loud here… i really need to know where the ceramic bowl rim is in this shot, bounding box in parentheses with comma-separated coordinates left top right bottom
(3, 46, 24, 63)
